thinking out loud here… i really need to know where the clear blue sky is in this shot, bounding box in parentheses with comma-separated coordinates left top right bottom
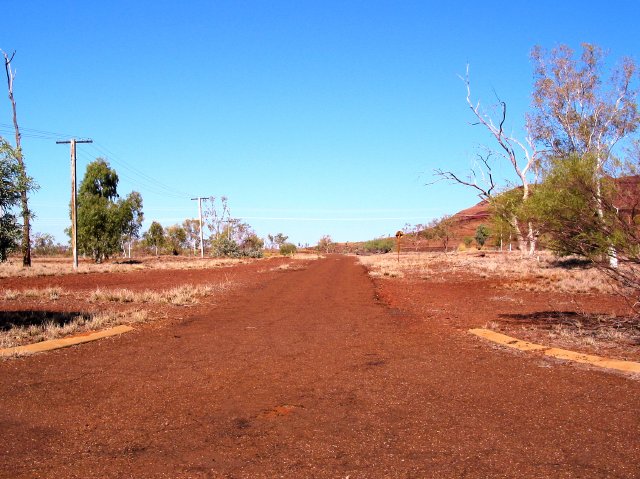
(2, 1, 639, 246)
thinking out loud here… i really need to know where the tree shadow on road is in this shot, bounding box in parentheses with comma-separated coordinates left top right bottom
(0, 311, 90, 330)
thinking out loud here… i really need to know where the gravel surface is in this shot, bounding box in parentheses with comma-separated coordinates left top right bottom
(1, 255, 638, 478)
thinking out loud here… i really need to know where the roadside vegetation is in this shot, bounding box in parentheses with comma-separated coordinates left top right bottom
(0, 279, 236, 353)
(0, 310, 149, 352)
(358, 251, 619, 295)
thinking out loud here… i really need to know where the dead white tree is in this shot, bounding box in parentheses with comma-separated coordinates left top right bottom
(435, 66, 541, 255)
(2, 50, 31, 266)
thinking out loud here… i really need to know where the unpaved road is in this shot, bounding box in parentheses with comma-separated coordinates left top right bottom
(1, 256, 639, 478)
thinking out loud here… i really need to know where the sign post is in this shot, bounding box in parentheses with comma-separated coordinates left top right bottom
(395, 230, 404, 263)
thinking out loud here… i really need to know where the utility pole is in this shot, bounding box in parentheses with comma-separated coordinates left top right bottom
(57, 138, 93, 270)
(191, 197, 207, 258)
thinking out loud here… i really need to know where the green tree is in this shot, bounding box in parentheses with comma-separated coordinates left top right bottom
(474, 225, 491, 249)
(76, 159, 131, 263)
(0, 138, 26, 261)
(279, 242, 297, 256)
(529, 153, 640, 308)
(182, 218, 202, 256)
(144, 221, 165, 256)
(529, 43, 640, 269)
(267, 233, 289, 250)
(530, 44, 639, 165)
(120, 191, 144, 258)
(363, 237, 395, 253)
(166, 224, 187, 255)
(426, 215, 454, 252)
(528, 154, 617, 258)
(210, 235, 240, 257)
(317, 235, 333, 253)
(240, 233, 264, 258)
(31, 232, 58, 256)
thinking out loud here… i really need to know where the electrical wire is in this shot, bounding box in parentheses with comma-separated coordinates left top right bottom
(1, 122, 191, 199)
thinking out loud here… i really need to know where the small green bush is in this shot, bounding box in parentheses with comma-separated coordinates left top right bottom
(475, 225, 491, 250)
(210, 236, 241, 258)
(363, 238, 395, 253)
(279, 243, 297, 256)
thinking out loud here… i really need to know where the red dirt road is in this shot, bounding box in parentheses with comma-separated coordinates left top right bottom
(1, 256, 639, 478)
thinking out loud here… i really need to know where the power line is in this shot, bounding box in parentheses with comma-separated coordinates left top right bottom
(87, 142, 192, 199)
(75, 148, 187, 199)
(0, 122, 192, 199)
(0, 123, 83, 140)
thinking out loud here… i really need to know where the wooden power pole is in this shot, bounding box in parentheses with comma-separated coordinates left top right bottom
(56, 138, 93, 270)
(191, 197, 207, 258)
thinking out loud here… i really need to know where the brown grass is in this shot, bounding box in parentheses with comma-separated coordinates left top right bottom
(4, 287, 64, 301)
(0, 309, 148, 351)
(358, 251, 616, 295)
(0, 278, 236, 355)
(0, 256, 253, 279)
(484, 310, 640, 358)
(88, 281, 234, 306)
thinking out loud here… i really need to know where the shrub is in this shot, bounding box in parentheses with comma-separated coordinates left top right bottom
(279, 243, 297, 256)
(363, 238, 395, 254)
(475, 225, 491, 249)
(210, 236, 241, 258)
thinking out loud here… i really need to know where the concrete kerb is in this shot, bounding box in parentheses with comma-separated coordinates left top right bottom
(469, 328, 640, 375)
(0, 325, 134, 357)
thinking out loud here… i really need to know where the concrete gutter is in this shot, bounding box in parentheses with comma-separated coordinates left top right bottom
(469, 328, 640, 375)
(0, 325, 134, 357)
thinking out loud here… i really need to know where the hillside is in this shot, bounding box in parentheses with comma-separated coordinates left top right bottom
(339, 175, 640, 253)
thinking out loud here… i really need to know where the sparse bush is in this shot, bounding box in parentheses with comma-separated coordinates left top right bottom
(279, 243, 297, 256)
(240, 234, 264, 258)
(475, 225, 491, 249)
(210, 235, 241, 258)
(463, 236, 473, 248)
(363, 238, 395, 254)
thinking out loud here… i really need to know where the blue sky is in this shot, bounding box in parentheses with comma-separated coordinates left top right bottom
(2, 1, 639, 246)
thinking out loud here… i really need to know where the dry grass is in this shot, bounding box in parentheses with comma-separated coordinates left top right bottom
(358, 251, 617, 295)
(485, 312, 640, 355)
(272, 263, 307, 272)
(88, 281, 233, 306)
(0, 256, 252, 279)
(4, 287, 64, 301)
(0, 309, 148, 351)
(0, 279, 235, 355)
(291, 252, 323, 260)
(144, 258, 247, 270)
(0, 260, 145, 278)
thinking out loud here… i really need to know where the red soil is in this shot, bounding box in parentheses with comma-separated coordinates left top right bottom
(0, 256, 638, 478)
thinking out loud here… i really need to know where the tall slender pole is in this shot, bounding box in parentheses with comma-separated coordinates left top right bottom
(57, 138, 93, 270)
(191, 197, 207, 258)
(70, 139, 77, 269)
(198, 197, 204, 258)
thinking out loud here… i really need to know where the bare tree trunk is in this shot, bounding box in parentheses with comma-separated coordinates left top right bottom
(527, 222, 537, 256)
(510, 214, 527, 254)
(3, 51, 31, 266)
